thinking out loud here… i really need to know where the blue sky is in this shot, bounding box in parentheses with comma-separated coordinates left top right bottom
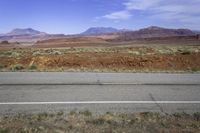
(0, 0, 200, 34)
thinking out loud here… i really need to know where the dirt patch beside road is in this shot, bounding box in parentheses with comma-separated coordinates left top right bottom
(0, 52, 200, 72)
(0, 46, 200, 72)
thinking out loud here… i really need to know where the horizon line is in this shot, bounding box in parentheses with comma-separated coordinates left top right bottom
(1, 25, 199, 35)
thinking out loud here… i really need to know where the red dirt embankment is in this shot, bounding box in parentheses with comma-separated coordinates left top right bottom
(1, 52, 200, 71)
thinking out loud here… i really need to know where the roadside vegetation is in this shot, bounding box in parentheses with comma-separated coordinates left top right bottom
(28, 64, 38, 70)
(10, 64, 24, 71)
(0, 111, 200, 133)
(0, 45, 200, 72)
(1, 46, 200, 57)
(0, 64, 6, 69)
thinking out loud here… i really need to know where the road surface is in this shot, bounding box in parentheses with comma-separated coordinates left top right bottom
(0, 72, 200, 114)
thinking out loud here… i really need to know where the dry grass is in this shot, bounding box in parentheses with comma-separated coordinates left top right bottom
(0, 111, 200, 133)
(1, 46, 200, 57)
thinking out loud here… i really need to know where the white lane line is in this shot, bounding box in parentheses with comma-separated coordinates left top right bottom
(1, 83, 200, 85)
(0, 101, 200, 105)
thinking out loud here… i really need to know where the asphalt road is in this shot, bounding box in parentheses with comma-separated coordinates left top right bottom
(0, 72, 200, 114)
(1, 72, 200, 85)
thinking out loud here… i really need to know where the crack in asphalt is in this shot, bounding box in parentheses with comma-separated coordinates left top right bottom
(149, 93, 164, 113)
(95, 73, 102, 85)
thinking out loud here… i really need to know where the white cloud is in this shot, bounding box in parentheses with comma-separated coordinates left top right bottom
(151, 12, 200, 25)
(154, 3, 200, 14)
(103, 10, 132, 20)
(124, 0, 161, 10)
(149, 1, 200, 27)
(99, 0, 200, 28)
(99, 0, 161, 20)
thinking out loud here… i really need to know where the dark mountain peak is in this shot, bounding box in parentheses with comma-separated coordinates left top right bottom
(109, 26, 195, 41)
(82, 27, 119, 35)
(137, 26, 194, 35)
(139, 26, 193, 33)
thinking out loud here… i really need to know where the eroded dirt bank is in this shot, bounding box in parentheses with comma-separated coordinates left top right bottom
(0, 52, 200, 72)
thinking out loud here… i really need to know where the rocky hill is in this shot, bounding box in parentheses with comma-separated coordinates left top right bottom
(107, 26, 195, 41)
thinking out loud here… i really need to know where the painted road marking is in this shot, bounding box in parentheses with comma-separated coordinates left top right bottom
(0, 101, 200, 105)
(1, 83, 200, 85)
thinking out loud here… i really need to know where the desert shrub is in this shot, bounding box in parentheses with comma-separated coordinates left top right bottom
(181, 51, 191, 55)
(0, 128, 10, 133)
(2, 51, 13, 56)
(158, 49, 172, 54)
(33, 49, 62, 56)
(128, 51, 140, 55)
(90, 118, 105, 125)
(11, 64, 24, 71)
(0, 64, 5, 69)
(193, 112, 200, 121)
(53, 50, 62, 55)
(68, 110, 77, 116)
(177, 48, 193, 55)
(44, 49, 54, 53)
(79, 110, 92, 116)
(191, 68, 198, 72)
(32, 51, 42, 56)
(57, 111, 64, 116)
(173, 113, 183, 118)
(10, 52, 20, 57)
(28, 64, 37, 70)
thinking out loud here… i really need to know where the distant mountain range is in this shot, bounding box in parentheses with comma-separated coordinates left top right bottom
(107, 26, 196, 41)
(81, 27, 119, 35)
(0, 26, 199, 43)
(6, 28, 45, 36)
(0, 28, 65, 43)
(193, 30, 200, 34)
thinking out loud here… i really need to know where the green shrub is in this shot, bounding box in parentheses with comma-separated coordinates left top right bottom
(44, 49, 54, 53)
(57, 111, 64, 116)
(193, 112, 200, 121)
(28, 64, 37, 70)
(53, 51, 62, 55)
(68, 110, 77, 116)
(181, 51, 191, 55)
(10, 52, 20, 57)
(3, 51, 13, 56)
(173, 113, 182, 118)
(191, 68, 198, 72)
(91, 118, 105, 125)
(0, 128, 9, 133)
(79, 110, 92, 116)
(0, 51, 20, 57)
(0, 64, 6, 69)
(11, 64, 24, 71)
(32, 51, 42, 56)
